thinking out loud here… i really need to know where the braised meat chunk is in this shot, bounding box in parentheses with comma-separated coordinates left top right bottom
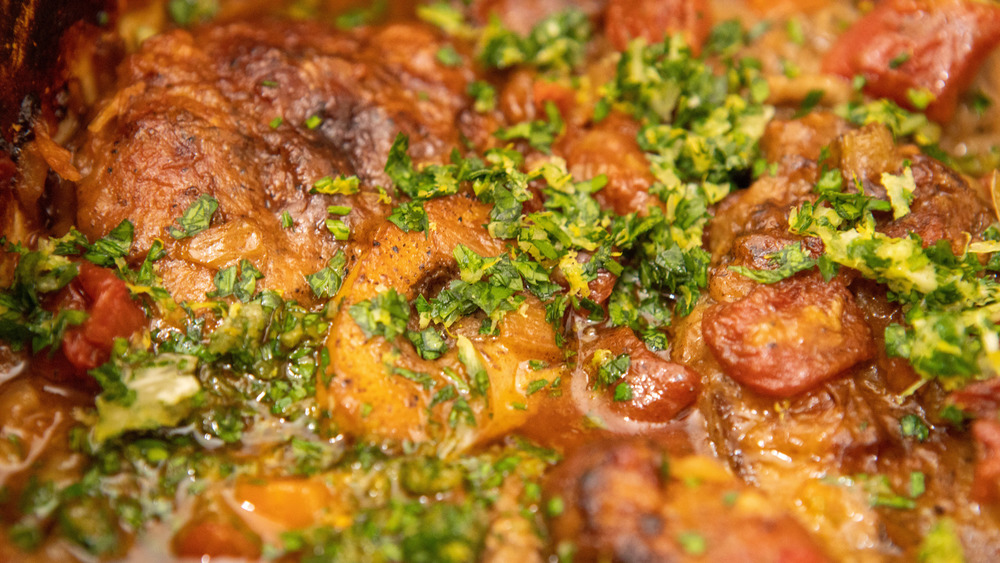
(74, 19, 490, 303)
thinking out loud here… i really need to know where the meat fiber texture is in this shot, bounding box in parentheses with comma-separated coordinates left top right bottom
(73, 19, 494, 304)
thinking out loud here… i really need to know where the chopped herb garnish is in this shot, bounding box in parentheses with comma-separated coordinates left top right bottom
(312, 175, 360, 195)
(526, 379, 549, 395)
(677, 531, 707, 556)
(325, 219, 350, 240)
(435, 45, 462, 67)
(969, 90, 993, 117)
(305, 251, 347, 299)
(407, 327, 449, 360)
(494, 101, 564, 153)
(167, 0, 217, 27)
(889, 52, 911, 69)
(456, 335, 490, 397)
(785, 18, 804, 45)
(900, 414, 929, 442)
(392, 366, 435, 389)
(729, 242, 816, 284)
(468, 81, 497, 113)
(168, 194, 219, 239)
(349, 289, 410, 341)
(305, 115, 323, 129)
(794, 89, 825, 118)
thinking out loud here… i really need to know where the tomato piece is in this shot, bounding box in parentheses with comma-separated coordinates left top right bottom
(532, 79, 576, 120)
(972, 420, 1000, 505)
(561, 113, 655, 216)
(587, 269, 618, 306)
(605, 0, 712, 55)
(822, 0, 1000, 122)
(61, 263, 147, 371)
(949, 378, 1000, 419)
(702, 274, 876, 397)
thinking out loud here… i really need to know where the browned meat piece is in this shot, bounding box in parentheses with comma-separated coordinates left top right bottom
(559, 112, 656, 215)
(708, 162, 818, 262)
(545, 439, 831, 562)
(579, 326, 701, 423)
(605, 0, 712, 55)
(702, 273, 876, 397)
(880, 156, 994, 256)
(831, 122, 900, 186)
(759, 112, 849, 164)
(709, 229, 824, 303)
(73, 19, 491, 303)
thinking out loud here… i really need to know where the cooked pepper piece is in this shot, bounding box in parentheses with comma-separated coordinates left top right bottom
(822, 0, 1000, 122)
(61, 263, 146, 372)
(702, 273, 876, 397)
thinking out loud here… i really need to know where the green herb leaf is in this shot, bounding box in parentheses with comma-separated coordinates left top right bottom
(456, 335, 490, 397)
(168, 194, 218, 239)
(729, 242, 816, 284)
(305, 251, 348, 299)
(349, 289, 410, 341)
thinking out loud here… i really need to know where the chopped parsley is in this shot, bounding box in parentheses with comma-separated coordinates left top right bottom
(305, 115, 323, 129)
(729, 242, 818, 284)
(207, 259, 263, 302)
(435, 45, 462, 67)
(349, 289, 410, 341)
(456, 335, 490, 397)
(478, 9, 591, 72)
(167, 0, 217, 27)
(406, 326, 449, 360)
(0, 238, 84, 352)
(677, 531, 708, 556)
(305, 251, 348, 299)
(325, 218, 350, 240)
(594, 351, 631, 387)
(900, 414, 930, 442)
(168, 194, 219, 239)
(467, 81, 497, 113)
(919, 519, 965, 563)
(889, 52, 911, 69)
(494, 100, 564, 153)
(312, 175, 360, 195)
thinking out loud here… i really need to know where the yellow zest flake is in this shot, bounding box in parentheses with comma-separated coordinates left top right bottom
(881, 167, 916, 220)
(558, 251, 590, 297)
(376, 186, 392, 204)
(591, 349, 613, 369)
(968, 240, 1000, 254)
